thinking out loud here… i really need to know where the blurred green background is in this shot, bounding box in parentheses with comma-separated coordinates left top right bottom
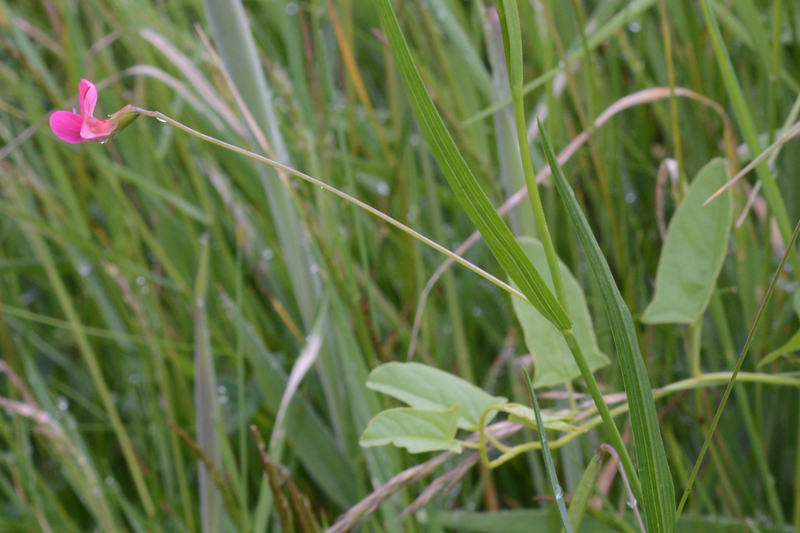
(2, 0, 800, 531)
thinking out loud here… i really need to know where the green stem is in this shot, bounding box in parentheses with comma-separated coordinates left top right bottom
(698, 0, 800, 276)
(562, 329, 642, 501)
(677, 216, 800, 517)
(497, 0, 569, 312)
(137, 109, 527, 306)
(710, 292, 785, 528)
(483, 369, 800, 469)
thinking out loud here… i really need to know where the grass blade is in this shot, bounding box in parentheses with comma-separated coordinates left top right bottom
(193, 233, 222, 533)
(375, 0, 570, 332)
(564, 449, 605, 533)
(522, 368, 572, 533)
(677, 217, 800, 517)
(541, 122, 676, 532)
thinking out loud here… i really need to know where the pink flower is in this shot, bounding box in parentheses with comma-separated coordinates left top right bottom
(50, 79, 139, 144)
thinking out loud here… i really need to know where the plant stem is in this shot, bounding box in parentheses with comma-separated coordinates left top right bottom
(497, 0, 570, 312)
(562, 329, 642, 501)
(677, 216, 800, 517)
(137, 109, 528, 305)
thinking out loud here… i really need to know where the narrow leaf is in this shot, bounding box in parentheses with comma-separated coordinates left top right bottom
(359, 405, 462, 453)
(512, 237, 609, 387)
(522, 369, 572, 533)
(366, 362, 507, 429)
(565, 450, 606, 533)
(759, 329, 800, 367)
(375, 0, 570, 331)
(642, 159, 731, 324)
(541, 124, 676, 533)
(193, 233, 222, 533)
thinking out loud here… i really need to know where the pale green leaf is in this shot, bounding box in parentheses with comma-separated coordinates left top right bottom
(502, 403, 581, 434)
(511, 237, 609, 388)
(359, 405, 462, 453)
(566, 450, 606, 533)
(759, 329, 800, 367)
(366, 362, 507, 429)
(642, 158, 732, 324)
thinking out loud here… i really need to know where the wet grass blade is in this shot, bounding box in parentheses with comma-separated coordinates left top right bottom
(541, 123, 676, 533)
(375, 0, 570, 331)
(522, 368, 572, 533)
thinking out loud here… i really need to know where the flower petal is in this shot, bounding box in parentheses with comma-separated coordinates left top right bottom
(49, 111, 85, 144)
(80, 116, 116, 141)
(79, 79, 98, 118)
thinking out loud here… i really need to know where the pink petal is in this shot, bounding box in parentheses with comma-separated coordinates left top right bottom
(79, 79, 98, 118)
(49, 111, 85, 144)
(80, 116, 115, 140)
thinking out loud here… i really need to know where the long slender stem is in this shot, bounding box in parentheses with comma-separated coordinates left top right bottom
(677, 216, 800, 517)
(709, 292, 785, 528)
(135, 109, 528, 305)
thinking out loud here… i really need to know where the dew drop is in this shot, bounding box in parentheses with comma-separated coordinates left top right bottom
(553, 485, 564, 500)
(77, 261, 92, 277)
(129, 373, 140, 385)
(285, 2, 299, 15)
(218, 386, 227, 395)
(627, 496, 637, 508)
(156, 117, 167, 123)
(100, 140, 108, 145)
(136, 276, 146, 286)
(376, 181, 390, 197)
(628, 21, 641, 33)
(57, 397, 69, 411)
(261, 249, 274, 261)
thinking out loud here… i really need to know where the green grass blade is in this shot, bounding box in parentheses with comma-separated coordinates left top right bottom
(677, 218, 800, 519)
(201, 0, 319, 326)
(375, 0, 570, 331)
(565, 448, 605, 533)
(522, 368, 572, 533)
(698, 0, 800, 275)
(193, 233, 222, 532)
(541, 123, 676, 533)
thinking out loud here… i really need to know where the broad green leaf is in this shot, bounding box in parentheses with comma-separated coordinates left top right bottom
(366, 362, 507, 429)
(359, 405, 462, 453)
(375, 0, 571, 331)
(511, 237, 609, 388)
(642, 158, 732, 324)
(542, 124, 676, 533)
(502, 404, 581, 434)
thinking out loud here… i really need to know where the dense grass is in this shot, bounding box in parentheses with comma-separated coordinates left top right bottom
(2, 0, 800, 531)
